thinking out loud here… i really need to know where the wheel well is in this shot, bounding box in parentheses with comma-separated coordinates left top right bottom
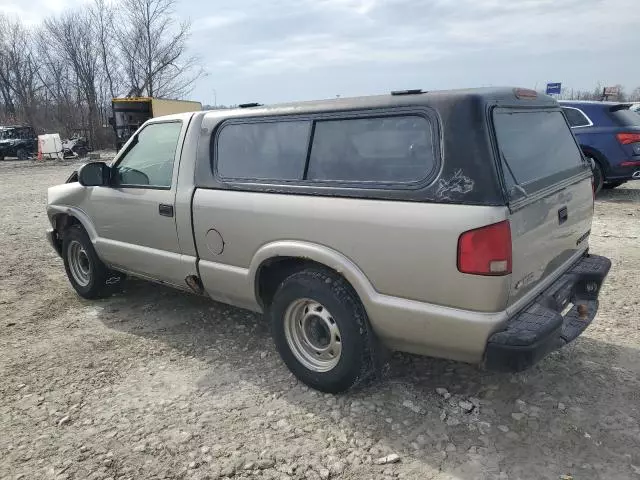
(581, 147, 608, 172)
(256, 257, 349, 309)
(54, 214, 81, 231)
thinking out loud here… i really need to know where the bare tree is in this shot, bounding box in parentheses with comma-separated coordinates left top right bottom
(0, 15, 41, 126)
(117, 0, 201, 98)
(612, 84, 627, 102)
(34, 25, 81, 135)
(0, 0, 205, 147)
(45, 11, 103, 146)
(0, 17, 17, 120)
(91, 0, 119, 100)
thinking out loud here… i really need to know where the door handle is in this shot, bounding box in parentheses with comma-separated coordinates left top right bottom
(558, 206, 568, 224)
(159, 204, 174, 217)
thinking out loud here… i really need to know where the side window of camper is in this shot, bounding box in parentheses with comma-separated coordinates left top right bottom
(216, 121, 311, 180)
(307, 115, 435, 183)
(212, 111, 437, 187)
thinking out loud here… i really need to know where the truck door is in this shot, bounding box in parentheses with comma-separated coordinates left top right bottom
(85, 120, 189, 287)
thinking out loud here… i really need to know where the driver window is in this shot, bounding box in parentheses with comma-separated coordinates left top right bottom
(114, 121, 183, 187)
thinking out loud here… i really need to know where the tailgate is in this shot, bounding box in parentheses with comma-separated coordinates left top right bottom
(493, 107, 594, 305)
(508, 178, 593, 303)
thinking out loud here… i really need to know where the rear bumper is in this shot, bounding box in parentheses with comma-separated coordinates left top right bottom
(485, 254, 611, 372)
(606, 161, 640, 181)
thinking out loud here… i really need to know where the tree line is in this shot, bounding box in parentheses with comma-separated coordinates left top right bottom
(554, 83, 640, 102)
(0, 0, 201, 148)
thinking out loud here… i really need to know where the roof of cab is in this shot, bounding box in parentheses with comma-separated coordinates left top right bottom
(202, 87, 557, 120)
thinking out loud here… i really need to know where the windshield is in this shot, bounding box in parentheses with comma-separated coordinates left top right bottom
(494, 109, 587, 198)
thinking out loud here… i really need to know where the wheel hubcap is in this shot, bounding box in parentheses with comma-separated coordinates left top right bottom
(284, 299, 342, 372)
(68, 240, 91, 287)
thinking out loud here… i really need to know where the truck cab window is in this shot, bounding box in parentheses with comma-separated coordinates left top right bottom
(113, 122, 182, 188)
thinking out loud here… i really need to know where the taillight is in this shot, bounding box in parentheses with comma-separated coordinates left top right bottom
(514, 88, 537, 99)
(457, 221, 512, 276)
(616, 132, 640, 145)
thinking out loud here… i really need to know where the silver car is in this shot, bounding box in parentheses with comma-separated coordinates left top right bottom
(46, 88, 611, 392)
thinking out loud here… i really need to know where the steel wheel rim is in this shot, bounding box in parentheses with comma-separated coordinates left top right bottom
(68, 240, 91, 287)
(283, 298, 342, 372)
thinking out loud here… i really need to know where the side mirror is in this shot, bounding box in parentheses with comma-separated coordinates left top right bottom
(78, 162, 110, 187)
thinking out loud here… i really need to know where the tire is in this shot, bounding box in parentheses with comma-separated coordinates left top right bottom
(603, 181, 624, 190)
(75, 146, 88, 158)
(269, 267, 376, 393)
(62, 225, 122, 299)
(589, 157, 604, 194)
(16, 148, 28, 160)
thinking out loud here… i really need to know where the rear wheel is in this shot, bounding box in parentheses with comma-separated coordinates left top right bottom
(269, 268, 376, 393)
(589, 157, 604, 194)
(16, 148, 28, 160)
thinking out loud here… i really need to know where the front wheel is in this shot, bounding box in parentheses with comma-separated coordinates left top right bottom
(16, 148, 28, 160)
(62, 225, 123, 299)
(269, 268, 376, 393)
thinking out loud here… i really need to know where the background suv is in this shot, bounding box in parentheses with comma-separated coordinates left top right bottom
(560, 101, 640, 192)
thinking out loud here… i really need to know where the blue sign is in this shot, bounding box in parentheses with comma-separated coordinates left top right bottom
(546, 82, 562, 95)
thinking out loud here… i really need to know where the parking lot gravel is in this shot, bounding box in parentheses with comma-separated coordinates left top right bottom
(1, 158, 639, 480)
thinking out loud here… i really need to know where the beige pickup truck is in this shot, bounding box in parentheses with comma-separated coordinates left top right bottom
(47, 88, 611, 392)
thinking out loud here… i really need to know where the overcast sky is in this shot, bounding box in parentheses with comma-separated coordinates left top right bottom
(2, 0, 640, 105)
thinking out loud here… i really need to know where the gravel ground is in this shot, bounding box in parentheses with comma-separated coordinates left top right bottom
(1, 158, 639, 480)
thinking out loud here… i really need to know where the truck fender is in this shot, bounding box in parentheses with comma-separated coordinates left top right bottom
(580, 145, 609, 173)
(48, 205, 99, 243)
(249, 240, 376, 308)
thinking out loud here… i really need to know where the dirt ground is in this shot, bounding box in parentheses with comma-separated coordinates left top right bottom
(1, 158, 639, 480)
